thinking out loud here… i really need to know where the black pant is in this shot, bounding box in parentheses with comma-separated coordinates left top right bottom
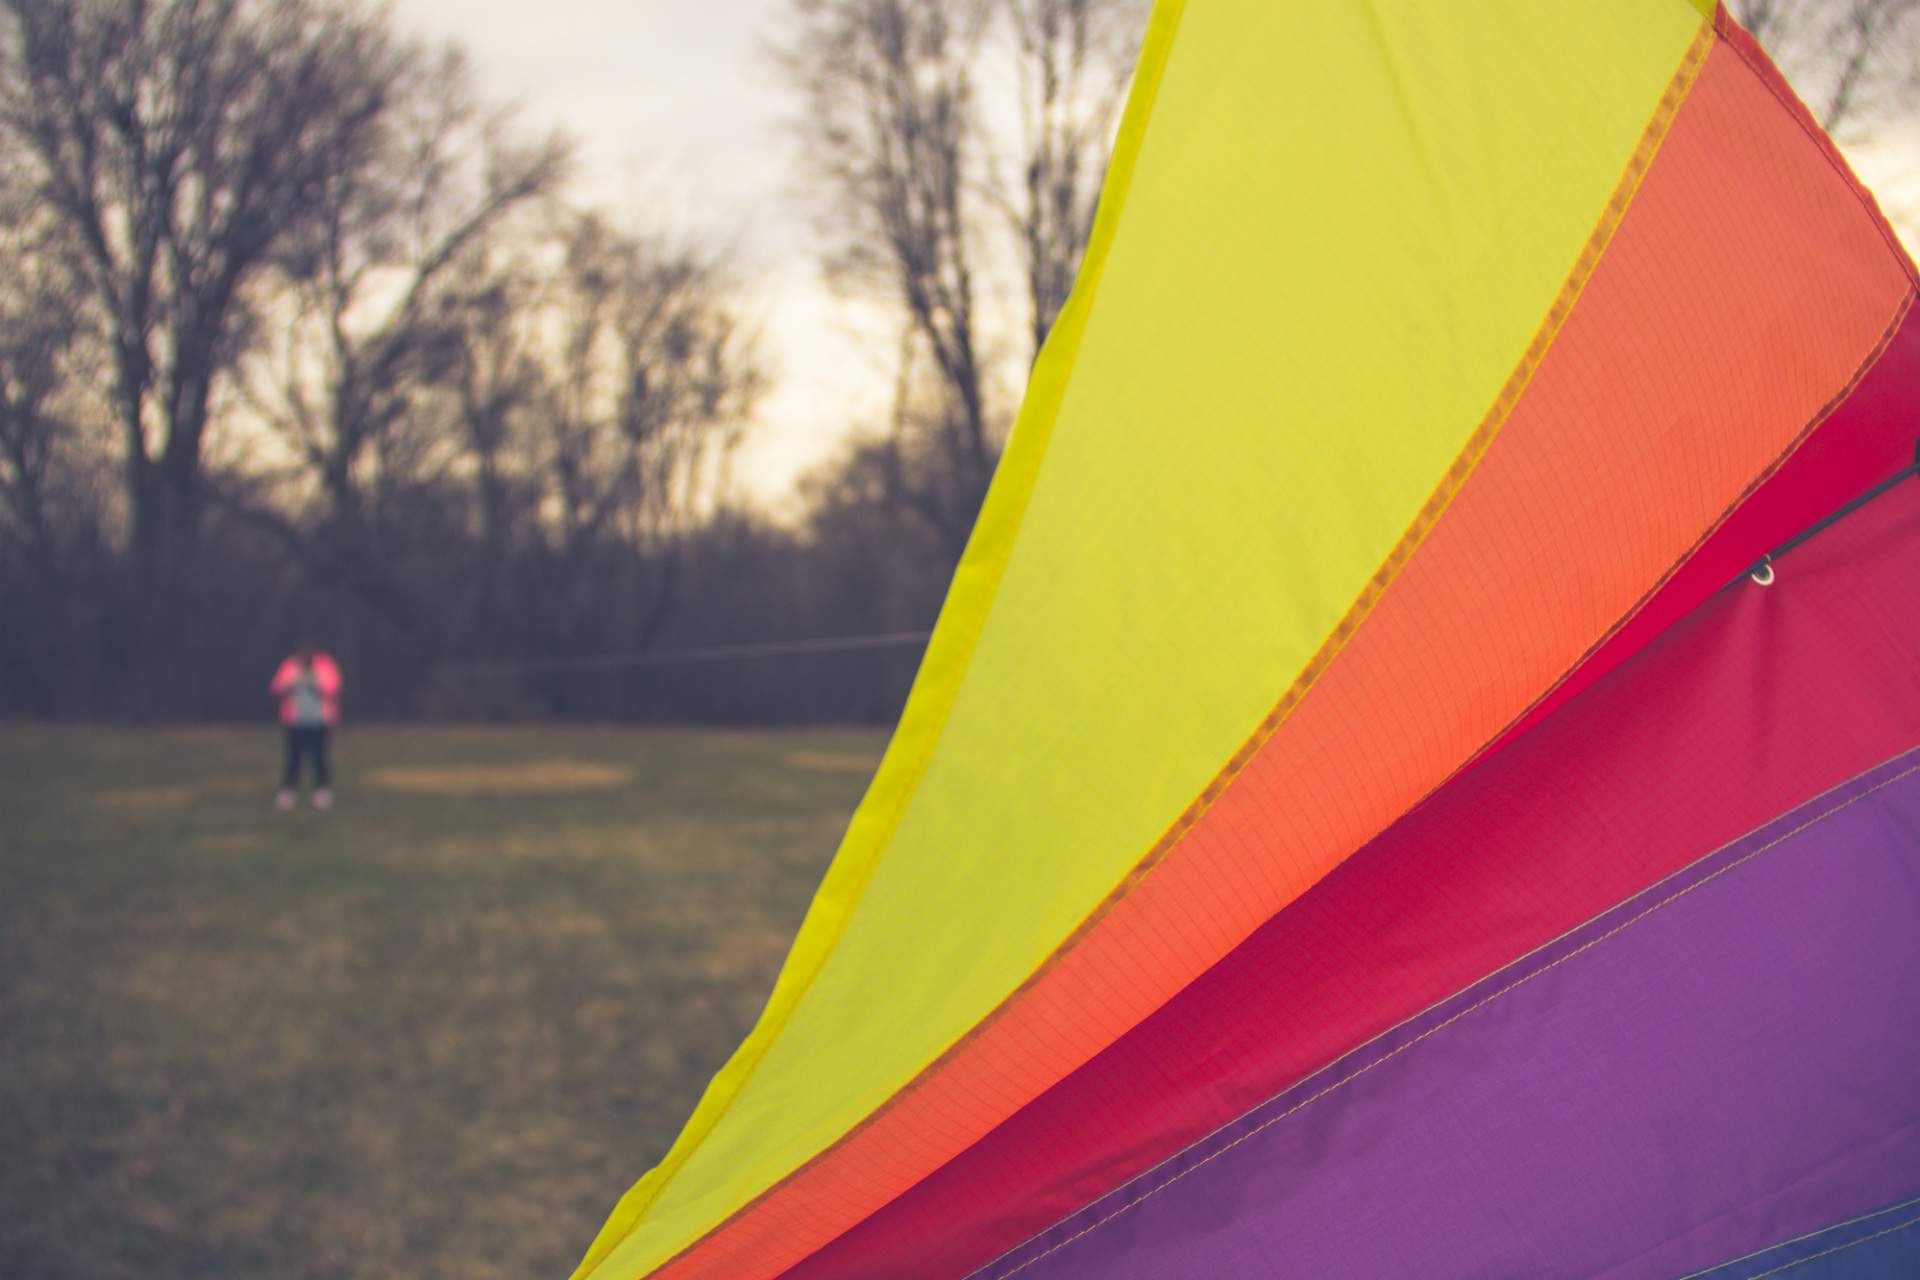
(282, 726, 331, 790)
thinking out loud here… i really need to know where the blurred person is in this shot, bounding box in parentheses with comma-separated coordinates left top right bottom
(270, 644, 342, 810)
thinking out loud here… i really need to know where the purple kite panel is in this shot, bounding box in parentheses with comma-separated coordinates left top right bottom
(986, 749, 1920, 1280)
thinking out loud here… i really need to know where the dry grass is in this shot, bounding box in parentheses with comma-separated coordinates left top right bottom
(366, 760, 632, 793)
(0, 723, 881, 1280)
(94, 783, 202, 810)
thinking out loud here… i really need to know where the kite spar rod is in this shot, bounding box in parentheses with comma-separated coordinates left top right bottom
(1736, 434, 1920, 589)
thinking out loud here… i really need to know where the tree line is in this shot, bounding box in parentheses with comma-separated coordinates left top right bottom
(0, 0, 1911, 723)
(0, 0, 1145, 721)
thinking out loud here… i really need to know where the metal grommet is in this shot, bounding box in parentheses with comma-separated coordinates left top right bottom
(1749, 556, 1775, 587)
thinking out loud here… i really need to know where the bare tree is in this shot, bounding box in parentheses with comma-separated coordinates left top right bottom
(1735, 0, 1920, 136)
(229, 44, 568, 624)
(0, 0, 403, 603)
(532, 212, 765, 650)
(778, 0, 1144, 555)
(780, 0, 1000, 553)
(0, 181, 94, 589)
(439, 267, 545, 642)
(1000, 0, 1145, 355)
(262, 47, 566, 531)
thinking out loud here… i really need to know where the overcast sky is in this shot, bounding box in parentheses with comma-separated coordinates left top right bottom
(386, 0, 898, 511)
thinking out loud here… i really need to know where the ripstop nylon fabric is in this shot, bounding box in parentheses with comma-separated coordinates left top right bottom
(794, 451, 1920, 1280)
(772, 10, 1913, 1271)
(673, 11, 1920, 1271)
(1490, 11, 1920, 749)
(996, 747, 1920, 1280)
(1684, 1195, 1920, 1280)
(578, 2, 1710, 1275)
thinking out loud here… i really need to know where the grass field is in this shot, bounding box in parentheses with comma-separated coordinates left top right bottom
(0, 723, 884, 1280)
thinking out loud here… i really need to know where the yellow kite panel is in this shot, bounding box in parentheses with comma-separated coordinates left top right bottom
(580, 1, 1708, 1273)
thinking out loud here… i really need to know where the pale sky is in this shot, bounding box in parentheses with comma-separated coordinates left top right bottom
(386, 0, 899, 512)
(385, 1, 1920, 511)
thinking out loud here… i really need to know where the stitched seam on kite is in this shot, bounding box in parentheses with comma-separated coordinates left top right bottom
(665, 17, 1717, 1278)
(1676, 1192, 1920, 1279)
(1039, 7, 1714, 950)
(1715, 6, 1920, 289)
(1448, 281, 1915, 791)
(608, 2, 1196, 1276)
(966, 740, 1920, 1280)
(1741, 1213, 1920, 1280)
(985, 757, 1920, 1280)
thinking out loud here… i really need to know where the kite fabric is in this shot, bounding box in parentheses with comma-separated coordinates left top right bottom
(795, 469, 1920, 1280)
(991, 746, 1920, 1280)
(575, 1, 1920, 1277)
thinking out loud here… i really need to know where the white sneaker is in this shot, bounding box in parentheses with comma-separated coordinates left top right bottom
(275, 790, 296, 811)
(313, 788, 334, 811)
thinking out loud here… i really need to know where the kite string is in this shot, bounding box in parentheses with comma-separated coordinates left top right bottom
(1738, 437, 1920, 588)
(435, 443, 1920, 672)
(438, 629, 933, 675)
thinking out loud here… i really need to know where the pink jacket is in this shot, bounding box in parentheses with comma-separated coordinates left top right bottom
(270, 653, 343, 727)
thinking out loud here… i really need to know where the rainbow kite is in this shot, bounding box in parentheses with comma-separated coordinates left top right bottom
(577, 1, 1920, 1276)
